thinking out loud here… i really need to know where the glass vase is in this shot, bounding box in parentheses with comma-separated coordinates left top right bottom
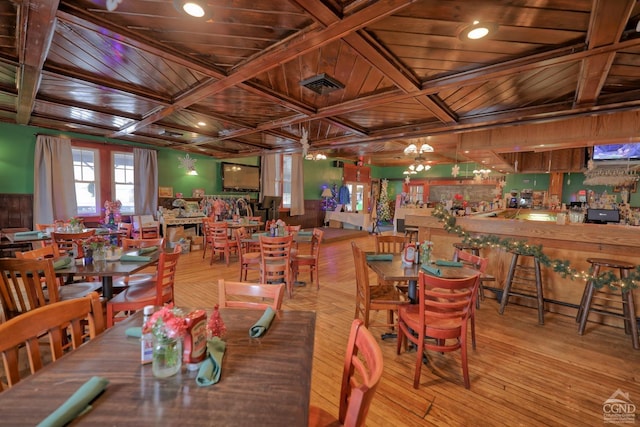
(152, 336, 182, 378)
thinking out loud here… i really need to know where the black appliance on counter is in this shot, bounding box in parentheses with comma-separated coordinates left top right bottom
(586, 209, 620, 224)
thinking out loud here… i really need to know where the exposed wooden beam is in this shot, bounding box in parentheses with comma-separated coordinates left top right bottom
(15, 0, 59, 124)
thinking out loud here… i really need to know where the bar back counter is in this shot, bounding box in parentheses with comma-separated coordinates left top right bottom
(406, 211, 640, 328)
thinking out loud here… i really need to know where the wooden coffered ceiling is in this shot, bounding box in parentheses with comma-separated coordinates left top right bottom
(1, 0, 640, 173)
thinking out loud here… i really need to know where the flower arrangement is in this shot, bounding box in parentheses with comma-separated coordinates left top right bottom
(143, 304, 187, 342)
(68, 216, 83, 227)
(104, 199, 122, 216)
(83, 235, 112, 251)
(172, 198, 187, 208)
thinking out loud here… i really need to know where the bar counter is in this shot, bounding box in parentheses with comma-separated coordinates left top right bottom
(406, 212, 640, 325)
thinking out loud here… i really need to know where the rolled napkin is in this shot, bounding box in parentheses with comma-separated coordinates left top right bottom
(125, 327, 142, 338)
(422, 264, 442, 277)
(249, 306, 276, 338)
(138, 246, 158, 254)
(37, 376, 109, 427)
(366, 253, 393, 261)
(196, 338, 226, 387)
(120, 254, 152, 262)
(14, 230, 41, 237)
(53, 257, 72, 270)
(435, 260, 464, 267)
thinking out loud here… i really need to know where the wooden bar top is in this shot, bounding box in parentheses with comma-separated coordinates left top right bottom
(0, 308, 316, 426)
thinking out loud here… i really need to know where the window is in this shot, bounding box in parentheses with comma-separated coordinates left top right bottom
(273, 154, 292, 208)
(408, 184, 424, 204)
(282, 155, 292, 208)
(72, 148, 98, 215)
(113, 152, 134, 214)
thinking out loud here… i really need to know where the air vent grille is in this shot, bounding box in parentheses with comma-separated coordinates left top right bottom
(300, 73, 345, 95)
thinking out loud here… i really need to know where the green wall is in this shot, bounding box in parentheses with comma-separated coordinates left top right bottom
(1, 122, 639, 206)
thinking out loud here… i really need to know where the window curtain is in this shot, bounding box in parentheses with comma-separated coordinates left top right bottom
(33, 135, 77, 225)
(260, 153, 278, 199)
(134, 148, 158, 215)
(289, 153, 305, 216)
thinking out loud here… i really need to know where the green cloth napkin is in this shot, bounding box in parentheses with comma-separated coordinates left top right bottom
(52, 257, 72, 270)
(120, 254, 152, 262)
(249, 307, 276, 338)
(14, 230, 41, 237)
(366, 253, 393, 261)
(297, 231, 312, 236)
(196, 338, 226, 387)
(422, 264, 442, 277)
(138, 246, 158, 254)
(37, 376, 109, 427)
(125, 327, 142, 338)
(435, 260, 463, 267)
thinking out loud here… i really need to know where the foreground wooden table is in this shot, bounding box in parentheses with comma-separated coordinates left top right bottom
(0, 308, 316, 426)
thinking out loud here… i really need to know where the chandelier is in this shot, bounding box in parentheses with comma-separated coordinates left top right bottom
(305, 152, 327, 161)
(403, 140, 433, 174)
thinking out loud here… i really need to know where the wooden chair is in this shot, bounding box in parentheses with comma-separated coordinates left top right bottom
(0, 291, 104, 391)
(112, 238, 165, 289)
(351, 242, 408, 331)
(259, 235, 293, 298)
(0, 257, 60, 322)
(207, 221, 238, 266)
(132, 215, 160, 239)
(116, 222, 132, 245)
(375, 234, 408, 255)
(235, 227, 261, 281)
(397, 271, 480, 389)
(374, 234, 409, 290)
(106, 251, 180, 327)
(15, 246, 102, 301)
(51, 229, 96, 259)
(453, 248, 488, 349)
(308, 319, 384, 427)
(291, 228, 324, 289)
(218, 279, 285, 310)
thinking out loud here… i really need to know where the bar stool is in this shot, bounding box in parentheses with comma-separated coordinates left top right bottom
(498, 251, 545, 325)
(404, 226, 419, 243)
(576, 258, 638, 349)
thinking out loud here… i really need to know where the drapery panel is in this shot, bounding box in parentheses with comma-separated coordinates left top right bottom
(33, 135, 77, 225)
(290, 153, 305, 216)
(133, 148, 158, 215)
(260, 154, 278, 199)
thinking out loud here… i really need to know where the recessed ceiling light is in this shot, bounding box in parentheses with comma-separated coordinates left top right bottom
(459, 21, 498, 41)
(197, 121, 206, 127)
(174, 0, 211, 19)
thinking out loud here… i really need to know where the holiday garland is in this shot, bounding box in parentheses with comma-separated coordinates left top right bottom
(432, 204, 638, 293)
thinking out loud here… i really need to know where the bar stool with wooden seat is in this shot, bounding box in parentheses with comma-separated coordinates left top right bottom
(498, 250, 545, 325)
(576, 258, 638, 349)
(404, 226, 419, 242)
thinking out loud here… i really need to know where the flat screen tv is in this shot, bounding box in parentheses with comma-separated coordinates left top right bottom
(221, 162, 260, 192)
(592, 143, 640, 161)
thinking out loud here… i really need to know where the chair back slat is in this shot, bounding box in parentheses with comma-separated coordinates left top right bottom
(218, 279, 285, 310)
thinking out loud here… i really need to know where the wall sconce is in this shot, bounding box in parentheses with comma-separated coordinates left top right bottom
(179, 153, 198, 176)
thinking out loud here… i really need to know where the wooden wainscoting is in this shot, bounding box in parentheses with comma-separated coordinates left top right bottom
(0, 194, 33, 230)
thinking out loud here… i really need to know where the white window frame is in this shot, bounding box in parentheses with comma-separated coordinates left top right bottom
(112, 151, 135, 214)
(72, 148, 99, 216)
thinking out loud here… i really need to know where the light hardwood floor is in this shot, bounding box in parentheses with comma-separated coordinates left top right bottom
(175, 233, 640, 427)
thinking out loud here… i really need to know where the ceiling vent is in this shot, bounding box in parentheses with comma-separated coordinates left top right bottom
(160, 130, 183, 138)
(300, 73, 344, 95)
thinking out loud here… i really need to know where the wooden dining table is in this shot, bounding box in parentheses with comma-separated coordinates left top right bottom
(54, 249, 160, 300)
(0, 308, 317, 426)
(367, 253, 480, 303)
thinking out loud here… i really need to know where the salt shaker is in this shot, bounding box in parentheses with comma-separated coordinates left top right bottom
(141, 305, 154, 364)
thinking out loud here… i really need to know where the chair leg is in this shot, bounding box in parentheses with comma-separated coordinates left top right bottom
(470, 311, 477, 350)
(413, 332, 424, 389)
(461, 325, 470, 389)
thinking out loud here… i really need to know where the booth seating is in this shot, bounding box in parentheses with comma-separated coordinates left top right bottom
(498, 250, 545, 325)
(576, 258, 638, 350)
